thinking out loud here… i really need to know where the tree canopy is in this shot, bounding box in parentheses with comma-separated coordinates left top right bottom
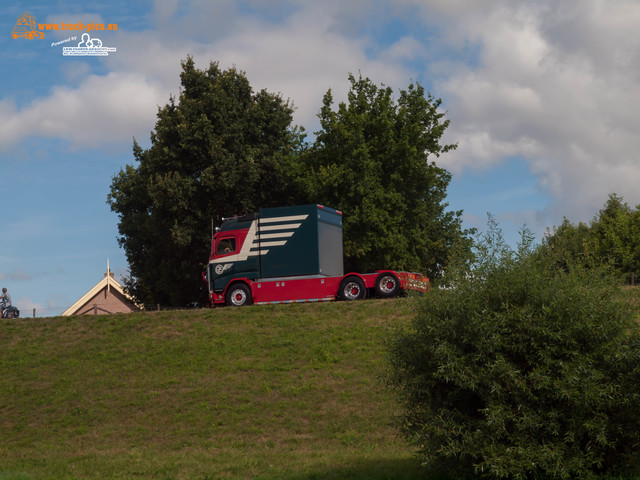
(301, 74, 474, 277)
(108, 57, 301, 306)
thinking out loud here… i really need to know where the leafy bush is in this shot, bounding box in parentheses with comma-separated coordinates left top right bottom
(387, 219, 640, 479)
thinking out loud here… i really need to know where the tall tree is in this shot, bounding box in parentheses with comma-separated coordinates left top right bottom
(302, 74, 473, 278)
(108, 57, 301, 306)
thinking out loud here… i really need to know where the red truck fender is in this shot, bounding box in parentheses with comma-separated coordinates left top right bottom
(209, 278, 254, 307)
(224, 281, 253, 307)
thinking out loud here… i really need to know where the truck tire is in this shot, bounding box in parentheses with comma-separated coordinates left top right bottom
(339, 276, 366, 301)
(375, 272, 401, 298)
(225, 283, 253, 307)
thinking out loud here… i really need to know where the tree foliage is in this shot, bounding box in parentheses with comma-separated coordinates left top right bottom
(301, 74, 474, 278)
(108, 57, 301, 306)
(544, 194, 640, 279)
(388, 219, 640, 479)
(109, 60, 472, 305)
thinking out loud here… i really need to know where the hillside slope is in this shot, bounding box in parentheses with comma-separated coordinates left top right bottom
(0, 298, 424, 480)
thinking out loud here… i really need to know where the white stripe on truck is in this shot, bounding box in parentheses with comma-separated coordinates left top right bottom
(259, 215, 308, 223)
(210, 214, 307, 265)
(258, 232, 295, 239)
(258, 223, 302, 231)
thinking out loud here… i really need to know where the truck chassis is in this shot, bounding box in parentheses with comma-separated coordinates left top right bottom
(212, 270, 429, 307)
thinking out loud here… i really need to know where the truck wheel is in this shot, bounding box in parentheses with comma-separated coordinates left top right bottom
(375, 272, 401, 298)
(225, 284, 253, 307)
(339, 276, 366, 301)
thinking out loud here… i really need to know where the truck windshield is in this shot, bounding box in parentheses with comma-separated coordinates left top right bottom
(216, 238, 235, 255)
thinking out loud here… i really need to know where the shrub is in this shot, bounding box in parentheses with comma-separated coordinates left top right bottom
(387, 220, 640, 479)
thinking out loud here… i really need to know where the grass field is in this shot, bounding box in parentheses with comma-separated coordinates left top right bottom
(0, 298, 425, 480)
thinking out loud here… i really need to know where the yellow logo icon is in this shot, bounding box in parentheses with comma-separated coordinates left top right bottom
(12, 11, 44, 39)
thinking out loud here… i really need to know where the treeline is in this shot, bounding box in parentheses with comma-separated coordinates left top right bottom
(543, 193, 640, 281)
(108, 57, 474, 307)
(108, 56, 640, 309)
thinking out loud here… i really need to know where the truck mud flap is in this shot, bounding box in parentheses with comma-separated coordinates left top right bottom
(397, 272, 430, 293)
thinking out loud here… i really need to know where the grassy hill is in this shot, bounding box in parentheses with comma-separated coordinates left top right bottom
(0, 298, 425, 480)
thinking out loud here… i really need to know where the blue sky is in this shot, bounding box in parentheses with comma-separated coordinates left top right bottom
(2, 0, 640, 316)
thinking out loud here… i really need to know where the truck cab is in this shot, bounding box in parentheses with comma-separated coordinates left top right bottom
(207, 213, 260, 298)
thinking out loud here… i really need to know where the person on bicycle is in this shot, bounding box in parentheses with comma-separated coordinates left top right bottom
(1, 288, 11, 317)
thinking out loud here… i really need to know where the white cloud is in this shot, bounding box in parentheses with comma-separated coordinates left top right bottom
(0, 269, 32, 282)
(0, 72, 166, 150)
(192, 5, 416, 127)
(430, 0, 640, 225)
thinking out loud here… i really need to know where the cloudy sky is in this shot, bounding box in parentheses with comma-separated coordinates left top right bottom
(2, 0, 639, 316)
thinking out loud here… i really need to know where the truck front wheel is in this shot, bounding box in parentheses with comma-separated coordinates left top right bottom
(339, 277, 366, 301)
(225, 283, 253, 307)
(375, 272, 401, 298)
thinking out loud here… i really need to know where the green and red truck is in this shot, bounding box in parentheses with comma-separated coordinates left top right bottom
(205, 204, 429, 306)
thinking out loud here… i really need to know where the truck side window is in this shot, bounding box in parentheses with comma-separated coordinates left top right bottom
(216, 238, 236, 255)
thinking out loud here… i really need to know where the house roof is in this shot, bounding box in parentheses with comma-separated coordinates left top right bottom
(61, 267, 137, 316)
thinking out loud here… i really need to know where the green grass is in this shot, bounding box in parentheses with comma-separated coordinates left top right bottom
(0, 298, 425, 480)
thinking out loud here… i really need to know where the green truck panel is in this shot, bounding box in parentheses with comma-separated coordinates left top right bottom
(258, 205, 343, 278)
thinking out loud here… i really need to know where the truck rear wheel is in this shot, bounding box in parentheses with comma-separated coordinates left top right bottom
(339, 276, 366, 301)
(375, 272, 401, 298)
(225, 283, 253, 307)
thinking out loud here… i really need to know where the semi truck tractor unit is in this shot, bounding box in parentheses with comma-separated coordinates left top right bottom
(205, 204, 429, 306)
